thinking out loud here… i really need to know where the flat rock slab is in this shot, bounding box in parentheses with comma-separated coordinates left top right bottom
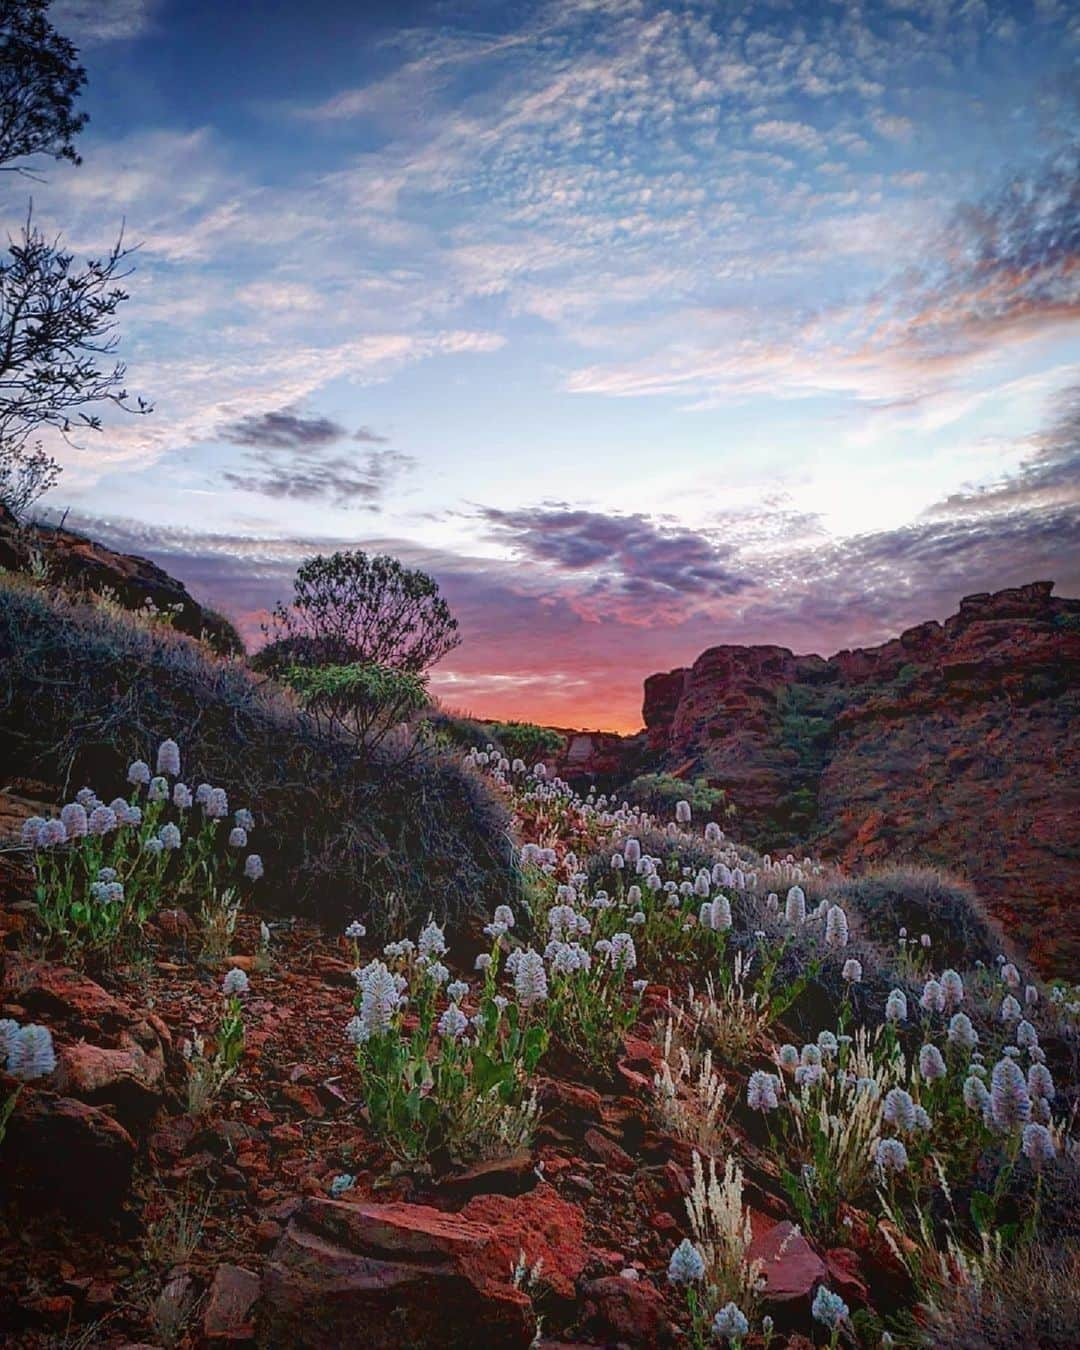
(205, 1263, 261, 1341)
(259, 1197, 535, 1348)
(750, 1219, 827, 1306)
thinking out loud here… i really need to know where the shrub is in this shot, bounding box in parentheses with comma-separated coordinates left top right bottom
(485, 720, 566, 764)
(283, 661, 429, 755)
(627, 773, 730, 820)
(199, 607, 245, 658)
(922, 1238, 1080, 1349)
(0, 579, 517, 934)
(832, 866, 1008, 968)
(418, 708, 494, 753)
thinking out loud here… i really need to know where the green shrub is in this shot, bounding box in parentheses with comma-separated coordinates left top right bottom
(417, 708, 493, 753)
(485, 720, 566, 763)
(626, 772, 730, 820)
(832, 865, 1007, 967)
(283, 661, 429, 754)
(0, 579, 518, 935)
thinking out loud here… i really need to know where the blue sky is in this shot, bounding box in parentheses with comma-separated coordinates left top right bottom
(19, 0, 1080, 727)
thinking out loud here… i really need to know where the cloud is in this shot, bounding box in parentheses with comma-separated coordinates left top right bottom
(478, 505, 754, 621)
(219, 408, 352, 451)
(751, 119, 826, 155)
(871, 112, 915, 142)
(212, 405, 404, 507)
(929, 383, 1080, 516)
(50, 0, 157, 43)
(220, 448, 413, 509)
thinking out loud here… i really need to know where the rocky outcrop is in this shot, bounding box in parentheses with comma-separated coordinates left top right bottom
(559, 582, 1079, 973)
(0, 503, 241, 652)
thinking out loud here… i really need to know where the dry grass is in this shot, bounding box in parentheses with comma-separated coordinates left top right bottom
(921, 1237, 1080, 1349)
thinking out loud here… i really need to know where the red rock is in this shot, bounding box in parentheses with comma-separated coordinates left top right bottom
(436, 1150, 538, 1202)
(460, 1184, 587, 1302)
(204, 1263, 260, 1341)
(826, 1247, 868, 1304)
(311, 954, 354, 986)
(255, 1219, 284, 1246)
(260, 1197, 534, 1347)
(54, 1032, 165, 1125)
(583, 1127, 635, 1174)
(21, 1294, 76, 1324)
(3, 1089, 136, 1216)
(157, 907, 195, 940)
(536, 1077, 602, 1126)
(14, 960, 129, 1032)
(281, 1085, 324, 1118)
(582, 1275, 673, 1346)
(749, 1220, 827, 1305)
(150, 1114, 199, 1163)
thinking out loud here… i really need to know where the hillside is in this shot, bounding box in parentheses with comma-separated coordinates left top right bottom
(554, 582, 1080, 975)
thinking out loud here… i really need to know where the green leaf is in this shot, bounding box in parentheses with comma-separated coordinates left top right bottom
(471, 1051, 513, 1095)
(970, 1191, 995, 1234)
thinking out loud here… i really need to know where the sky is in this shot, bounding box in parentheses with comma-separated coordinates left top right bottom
(14, 0, 1080, 730)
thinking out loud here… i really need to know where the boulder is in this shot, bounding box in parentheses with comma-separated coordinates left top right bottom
(435, 1150, 538, 1203)
(2, 1088, 137, 1218)
(582, 1275, 674, 1346)
(14, 961, 130, 1034)
(260, 1197, 535, 1347)
(749, 1219, 826, 1313)
(53, 1032, 165, 1127)
(460, 1184, 587, 1302)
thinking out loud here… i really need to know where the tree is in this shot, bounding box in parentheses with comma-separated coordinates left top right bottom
(257, 550, 461, 676)
(0, 217, 149, 513)
(0, 0, 149, 517)
(0, 0, 87, 175)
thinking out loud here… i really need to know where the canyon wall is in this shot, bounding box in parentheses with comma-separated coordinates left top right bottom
(562, 583, 1080, 972)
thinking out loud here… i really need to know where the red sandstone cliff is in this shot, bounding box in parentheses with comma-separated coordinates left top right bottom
(566, 583, 1080, 973)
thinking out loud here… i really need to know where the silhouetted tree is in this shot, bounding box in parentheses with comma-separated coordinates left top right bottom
(257, 551, 460, 676)
(0, 0, 87, 174)
(0, 0, 148, 517)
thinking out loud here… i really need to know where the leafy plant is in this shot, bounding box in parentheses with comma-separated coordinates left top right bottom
(628, 773, 731, 820)
(25, 741, 260, 962)
(283, 661, 429, 755)
(351, 934, 547, 1165)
